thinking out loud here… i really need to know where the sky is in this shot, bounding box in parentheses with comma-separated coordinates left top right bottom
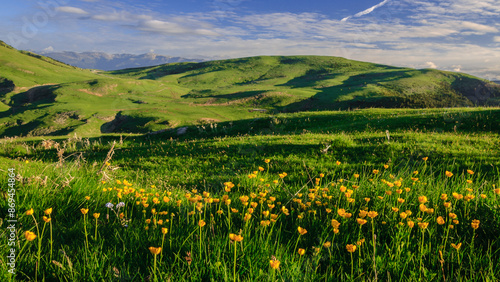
(1, 0, 500, 80)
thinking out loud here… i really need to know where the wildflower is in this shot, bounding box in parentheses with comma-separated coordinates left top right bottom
(25, 231, 37, 241)
(85, 196, 90, 200)
(357, 239, 365, 246)
(145, 219, 151, 224)
(422, 157, 428, 161)
(384, 164, 389, 169)
(407, 221, 415, 228)
(419, 204, 428, 212)
(418, 196, 428, 204)
(26, 209, 34, 216)
(346, 244, 357, 253)
(392, 207, 399, 212)
(333, 228, 340, 234)
(105, 202, 114, 209)
(397, 198, 405, 204)
(198, 220, 206, 227)
(481, 194, 487, 199)
(451, 243, 462, 251)
(359, 210, 368, 218)
(400, 212, 408, 219)
(162, 228, 168, 234)
(356, 218, 368, 226)
(437, 216, 445, 225)
(445, 171, 453, 177)
(323, 241, 331, 248)
(494, 188, 500, 195)
(93, 213, 100, 219)
(116, 202, 125, 208)
(452, 193, 463, 200)
(367, 211, 378, 219)
(364, 198, 370, 203)
(229, 233, 243, 242)
(471, 219, 480, 230)
(354, 174, 360, 178)
(43, 216, 51, 223)
(418, 222, 429, 229)
(298, 248, 306, 256)
(269, 259, 280, 269)
(264, 159, 271, 164)
(336, 161, 341, 165)
(331, 219, 341, 229)
(405, 187, 411, 192)
(449, 212, 458, 219)
(298, 226, 307, 235)
(467, 170, 474, 175)
(244, 213, 252, 221)
(44, 208, 53, 215)
(81, 208, 89, 215)
(149, 247, 162, 255)
(372, 169, 379, 174)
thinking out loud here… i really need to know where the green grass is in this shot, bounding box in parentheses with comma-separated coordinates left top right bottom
(0, 112, 499, 280)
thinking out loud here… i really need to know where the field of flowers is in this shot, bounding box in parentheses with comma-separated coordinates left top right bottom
(1, 123, 500, 281)
(3, 157, 500, 281)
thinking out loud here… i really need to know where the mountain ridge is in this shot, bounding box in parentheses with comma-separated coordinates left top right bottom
(38, 51, 205, 71)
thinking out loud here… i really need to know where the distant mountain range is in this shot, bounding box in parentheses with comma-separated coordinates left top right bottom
(38, 51, 205, 71)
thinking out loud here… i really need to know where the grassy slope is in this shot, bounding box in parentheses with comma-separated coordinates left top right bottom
(1, 41, 499, 138)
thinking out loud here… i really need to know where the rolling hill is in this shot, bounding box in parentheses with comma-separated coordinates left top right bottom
(0, 40, 499, 137)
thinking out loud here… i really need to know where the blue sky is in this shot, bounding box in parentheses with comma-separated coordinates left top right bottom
(1, 0, 500, 79)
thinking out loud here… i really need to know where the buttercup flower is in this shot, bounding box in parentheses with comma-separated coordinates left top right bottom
(25, 231, 37, 241)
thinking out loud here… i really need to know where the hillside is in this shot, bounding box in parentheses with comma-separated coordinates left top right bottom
(1, 40, 499, 137)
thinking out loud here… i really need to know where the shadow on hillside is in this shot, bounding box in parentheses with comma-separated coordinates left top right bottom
(100, 111, 158, 133)
(451, 77, 500, 105)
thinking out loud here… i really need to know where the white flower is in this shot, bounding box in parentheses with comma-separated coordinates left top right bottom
(105, 202, 114, 209)
(116, 202, 125, 208)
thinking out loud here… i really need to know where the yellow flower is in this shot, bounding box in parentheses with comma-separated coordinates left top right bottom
(85, 196, 90, 201)
(418, 222, 429, 229)
(264, 159, 271, 164)
(244, 213, 252, 221)
(494, 188, 500, 195)
(467, 170, 474, 175)
(198, 220, 206, 227)
(331, 219, 341, 229)
(298, 226, 307, 235)
(372, 169, 379, 174)
(407, 221, 415, 228)
(93, 213, 100, 219)
(26, 209, 34, 216)
(333, 228, 340, 234)
(471, 219, 480, 230)
(437, 216, 445, 225)
(354, 174, 360, 178)
(419, 204, 428, 212)
(336, 161, 341, 165)
(346, 244, 357, 253)
(449, 212, 457, 219)
(400, 212, 408, 219)
(397, 198, 405, 204)
(452, 193, 463, 200)
(269, 259, 280, 269)
(259, 166, 265, 171)
(356, 218, 368, 226)
(43, 216, 51, 223)
(24, 231, 37, 241)
(445, 171, 453, 177)
(298, 248, 306, 256)
(364, 198, 370, 203)
(81, 208, 89, 215)
(451, 243, 462, 251)
(367, 211, 378, 219)
(359, 210, 368, 218)
(418, 196, 428, 204)
(422, 157, 428, 161)
(44, 208, 53, 215)
(145, 219, 151, 224)
(391, 207, 399, 212)
(323, 241, 331, 248)
(149, 247, 162, 255)
(162, 228, 168, 234)
(229, 233, 244, 242)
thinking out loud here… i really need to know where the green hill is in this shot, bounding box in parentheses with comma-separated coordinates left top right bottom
(0, 40, 499, 137)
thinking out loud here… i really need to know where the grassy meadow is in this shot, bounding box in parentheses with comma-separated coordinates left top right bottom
(1, 108, 500, 281)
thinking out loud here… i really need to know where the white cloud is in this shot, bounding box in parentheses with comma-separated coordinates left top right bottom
(461, 21, 498, 33)
(494, 36, 500, 42)
(424, 62, 438, 69)
(43, 46, 54, 52)
(137, 20, 220, 36)
(56, 6, 89, 15)
(341, 0, 390, 22)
